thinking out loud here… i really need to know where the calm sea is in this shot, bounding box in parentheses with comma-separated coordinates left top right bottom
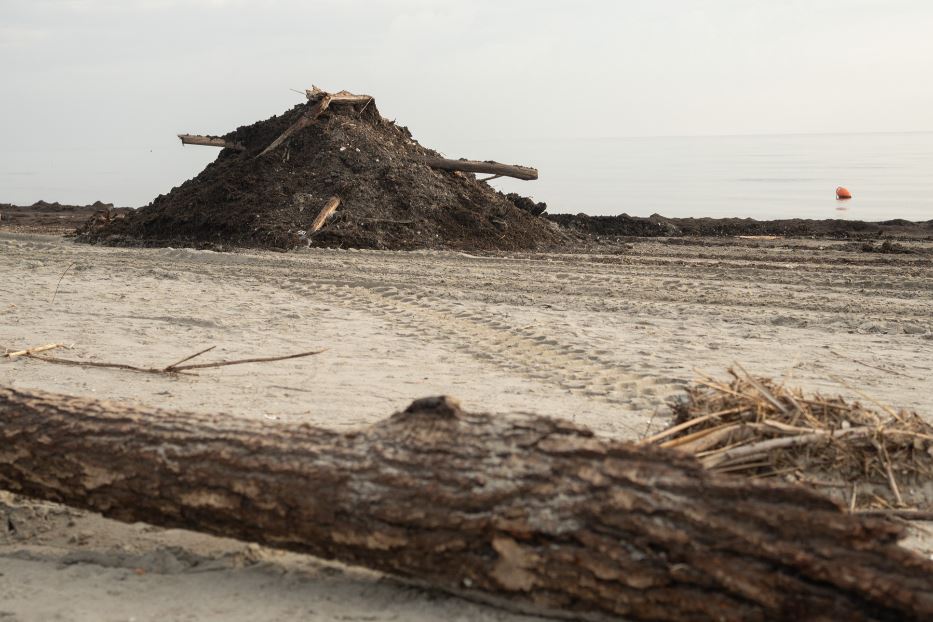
(3, 131, 931, 222)
(477, 132, 933, 222)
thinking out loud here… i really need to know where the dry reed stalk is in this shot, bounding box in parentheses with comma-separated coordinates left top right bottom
(650, 368, 933, 511)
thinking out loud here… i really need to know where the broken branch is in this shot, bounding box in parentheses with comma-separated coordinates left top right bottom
(178, 135, 246, 151)
(305, 87, 373, 106)
(13, 347, 325, 376)
(258, 96, 332, 157)
(309, 197, 341, 234)
(421, 157, 538, 181)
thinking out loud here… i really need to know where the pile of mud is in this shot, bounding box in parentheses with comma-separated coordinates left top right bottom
(549, 212, 933, 240)
(77, 94, 559, 251)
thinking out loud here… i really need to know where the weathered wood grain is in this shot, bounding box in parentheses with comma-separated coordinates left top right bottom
(1, 387, 931, 621)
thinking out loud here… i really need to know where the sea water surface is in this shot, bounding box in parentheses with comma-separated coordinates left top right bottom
(477, 132, 933, 222)
(3, 131, 932, 222)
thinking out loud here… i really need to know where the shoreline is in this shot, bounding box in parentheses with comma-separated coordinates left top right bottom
(2, 202, 931, 247)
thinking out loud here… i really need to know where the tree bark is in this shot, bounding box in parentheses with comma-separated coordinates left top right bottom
(177, 134, 245, 151)
(1, 387, 931, 622)
(422, 157, 538, 181)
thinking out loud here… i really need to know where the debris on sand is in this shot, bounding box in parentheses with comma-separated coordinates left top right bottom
(549, 212, 933, 240)
(643, 368, 933, 512)
(0, 201, 129, 235)
(77, 88, 560, 251)
(859, 239, 915, 254)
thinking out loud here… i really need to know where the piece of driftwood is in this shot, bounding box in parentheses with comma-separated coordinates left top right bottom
(306, 86, 373, 106)
(421, 157, 538, 181)
(309, 196, 341, 233)
(1, 389, 931, 621)
(258, 96, 332, 157)
(177, 134, 245, 151)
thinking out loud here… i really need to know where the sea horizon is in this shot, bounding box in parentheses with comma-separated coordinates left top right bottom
(4, 131, 932, 223)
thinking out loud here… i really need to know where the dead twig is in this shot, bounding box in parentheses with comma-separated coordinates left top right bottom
(170, 349, 327, 372)
(4, 343, 65, 359)
(25, 355, 177, 376)
(20, 348, 326, 376)
(162, 346, 216, 372)
(50, 262, 76, 304)
(828, 348, 920, 380)
(876, 439, 905, 507)
(734, 363, 788, 415)
(639, 407, 744, 445)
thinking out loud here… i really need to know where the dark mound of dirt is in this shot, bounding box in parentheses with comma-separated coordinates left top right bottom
(548, 213, 933, 240)
(1, 201, 128, 235)
(76, 95, 560, 251)
(858, 240, 915, 254)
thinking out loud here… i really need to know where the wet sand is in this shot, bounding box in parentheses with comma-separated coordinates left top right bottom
(2, 232, 932, 621)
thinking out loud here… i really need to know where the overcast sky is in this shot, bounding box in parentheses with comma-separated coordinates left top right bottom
(2, 0, 932, 206)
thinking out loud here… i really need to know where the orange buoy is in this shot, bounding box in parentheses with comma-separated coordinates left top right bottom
(836, 186, 852, 199)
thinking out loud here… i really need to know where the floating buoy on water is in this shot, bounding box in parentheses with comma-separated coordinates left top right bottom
(836, 186, 852, 199)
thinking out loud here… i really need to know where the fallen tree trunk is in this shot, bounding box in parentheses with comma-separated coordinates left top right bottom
(177, 134, 245, 151)
(422, 157, 538, 181)
(1, 387, 931, 621)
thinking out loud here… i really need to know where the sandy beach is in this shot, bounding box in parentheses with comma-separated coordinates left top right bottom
(1, 231, 932, 620)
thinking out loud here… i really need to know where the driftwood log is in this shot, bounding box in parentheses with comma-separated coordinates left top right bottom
(422, 157, 539, 181)
(1, 387, 931, 621)
(305, 86, 374, 106)
(177, 134, 245, 151)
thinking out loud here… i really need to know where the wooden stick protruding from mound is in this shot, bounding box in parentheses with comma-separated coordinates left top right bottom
(306, 86, 373, 106)
(177, 134, 245, 151)
(309, 196, 341, 234)
(258, 94, 333, 157)
(258, 88, 375, 158)
(421, 157, 538, 181)
(2, 387, 932, 621)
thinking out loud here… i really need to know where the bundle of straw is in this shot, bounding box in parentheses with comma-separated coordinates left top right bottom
(643, 367, 933, 511)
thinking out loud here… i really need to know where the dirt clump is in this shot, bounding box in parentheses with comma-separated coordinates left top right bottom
(548, 213, 933, 240)
(1, 201, 128, 235)
(76, 94, 559, 252)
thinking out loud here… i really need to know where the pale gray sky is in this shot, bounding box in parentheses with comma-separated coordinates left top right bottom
(2, 0, 932, 207)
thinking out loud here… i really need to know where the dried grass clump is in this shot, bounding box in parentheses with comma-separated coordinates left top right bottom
(643, 367, 933, 512)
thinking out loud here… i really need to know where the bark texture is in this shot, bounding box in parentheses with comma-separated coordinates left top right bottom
(1, 387, 931, 621)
